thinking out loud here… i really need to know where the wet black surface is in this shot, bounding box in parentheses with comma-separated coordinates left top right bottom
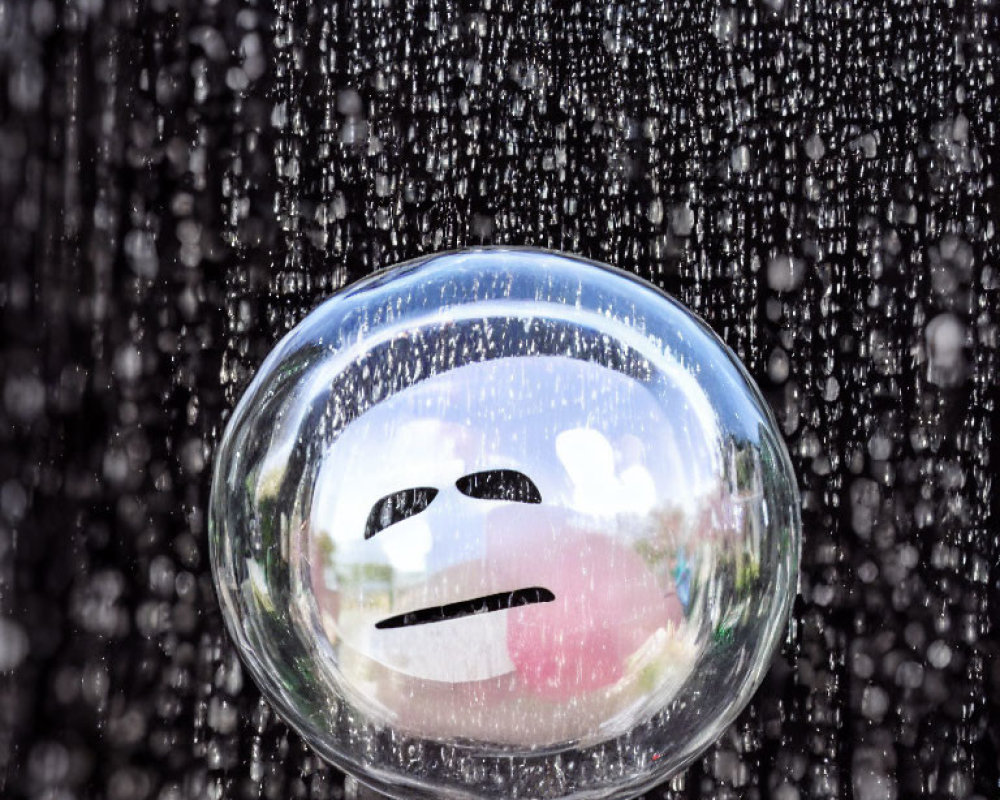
(1, 1, 998, 798)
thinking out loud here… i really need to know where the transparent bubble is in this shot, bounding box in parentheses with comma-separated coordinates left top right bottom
(210, 248, 801, 800)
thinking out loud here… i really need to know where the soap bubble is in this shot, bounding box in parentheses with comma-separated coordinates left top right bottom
(210, 248, 800, 799)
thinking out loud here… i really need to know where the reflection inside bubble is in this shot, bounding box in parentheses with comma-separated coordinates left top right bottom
(212, 250, 799, 797)
(258, 346, 765, 745)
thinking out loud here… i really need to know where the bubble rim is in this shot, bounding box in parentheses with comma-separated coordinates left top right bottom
(208, 246, 802, 800)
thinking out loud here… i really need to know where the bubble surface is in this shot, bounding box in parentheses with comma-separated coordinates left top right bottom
(210, 249, 800, 799)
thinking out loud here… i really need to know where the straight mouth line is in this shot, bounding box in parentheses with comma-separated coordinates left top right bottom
(375, 587, 555, 630)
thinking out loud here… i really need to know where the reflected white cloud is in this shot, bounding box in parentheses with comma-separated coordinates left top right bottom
(555, 427, 658, 517)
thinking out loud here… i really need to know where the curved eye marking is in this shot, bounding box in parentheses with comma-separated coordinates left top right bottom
(456, 470, 542, 504)
(364, 487, 438, 540)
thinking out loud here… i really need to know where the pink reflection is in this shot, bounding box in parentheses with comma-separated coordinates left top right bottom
(490, 505, 683, 699)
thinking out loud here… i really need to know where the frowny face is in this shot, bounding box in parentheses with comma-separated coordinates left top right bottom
(307, 355, 721, 745)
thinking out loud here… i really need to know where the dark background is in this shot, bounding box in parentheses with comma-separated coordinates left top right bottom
(2, 1, 999, 798)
